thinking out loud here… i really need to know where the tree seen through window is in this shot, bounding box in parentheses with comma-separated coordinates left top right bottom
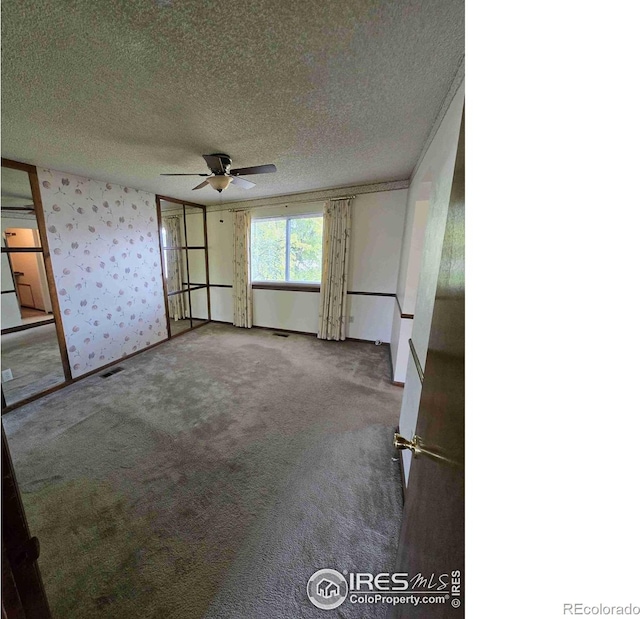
(251, 215, 323, 283)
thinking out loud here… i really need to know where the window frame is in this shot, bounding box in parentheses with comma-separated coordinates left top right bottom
(250, 212, 324, 288)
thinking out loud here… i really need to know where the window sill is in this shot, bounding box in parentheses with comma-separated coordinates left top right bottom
(251, 282, 320, 293)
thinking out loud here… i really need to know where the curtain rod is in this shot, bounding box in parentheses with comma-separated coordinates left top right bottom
(227, 195, 356, 213)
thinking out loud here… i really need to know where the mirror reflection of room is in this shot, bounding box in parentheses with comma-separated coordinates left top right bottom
(159, 200, 209, 336)
(1, 165, 66, 406)
(1, 169, 53, 326)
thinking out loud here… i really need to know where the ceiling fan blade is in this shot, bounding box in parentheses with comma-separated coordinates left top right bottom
(230, 164, 277, 176)
(192, 180, 210, 191)
(230, 176, 256, 190)
(161, 173, 210, 176)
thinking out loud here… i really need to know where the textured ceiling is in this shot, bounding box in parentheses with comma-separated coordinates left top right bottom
(1, 0, 464, 205)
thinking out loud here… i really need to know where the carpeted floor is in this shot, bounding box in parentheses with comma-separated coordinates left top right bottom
(1, 322, 66, 405)
(169, 317, 209, 336)
(169, 317, 192, 336)
(2, 323, 404, 619)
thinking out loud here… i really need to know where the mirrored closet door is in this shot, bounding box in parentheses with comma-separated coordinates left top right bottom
(1, 159, 71, 410)
(156, 197, 210, 337)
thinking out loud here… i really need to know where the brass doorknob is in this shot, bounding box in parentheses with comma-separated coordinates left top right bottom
(393, 433, 427, 457)
(393, 432, 459, 466)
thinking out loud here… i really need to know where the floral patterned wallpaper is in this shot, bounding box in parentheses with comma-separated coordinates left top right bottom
(37, 168, 167, 378)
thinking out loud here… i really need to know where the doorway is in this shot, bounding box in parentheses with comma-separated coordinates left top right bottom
(5, 227, 53, 325)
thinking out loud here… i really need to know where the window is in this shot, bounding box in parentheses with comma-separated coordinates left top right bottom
(251, 214, 323, 284)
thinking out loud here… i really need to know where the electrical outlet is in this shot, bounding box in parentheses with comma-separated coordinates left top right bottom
(2, 369, 14, 382)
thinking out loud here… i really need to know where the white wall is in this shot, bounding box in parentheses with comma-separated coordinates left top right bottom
(408, 84, 464, 364)
(185, 208, 206, 247)
(207, 214, 234, 286)
(206, 189, 407, 342)
(396, 80, 464, 484)
(253, 289, 320, 333)
(390, 80, 465, 384)
(347, 190, 406, 342)
(390, 311, 413, 383)
(209, 286, 234, 323)
(207, 212, 234, 324)
(390, 191, 431, 383)
(348, 191, 405, 294)
(398, 358, 423, 482)
(346, 294, 396, 343)
(396, 196, 430, 314)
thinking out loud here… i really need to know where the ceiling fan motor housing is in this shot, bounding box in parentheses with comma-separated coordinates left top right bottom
(206, 153, 232, 175)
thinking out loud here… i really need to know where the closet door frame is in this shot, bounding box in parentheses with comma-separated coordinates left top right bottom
(1, 158, 72, 414)
(155, 195, 210, 338)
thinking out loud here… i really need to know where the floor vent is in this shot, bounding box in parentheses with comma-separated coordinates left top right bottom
(273, 332, 290, 338)
(101, 367, 124, 378)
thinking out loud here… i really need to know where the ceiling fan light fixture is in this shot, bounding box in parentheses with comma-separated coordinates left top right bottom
(207, 175, 232, 192)
(161, 154, 276, 192)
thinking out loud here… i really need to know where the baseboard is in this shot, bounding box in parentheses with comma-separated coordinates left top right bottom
(391, 380, 405, 388)
(346, 336, 390, 345)
(252, 324, 316, 337)
(237, 322, 389, 345)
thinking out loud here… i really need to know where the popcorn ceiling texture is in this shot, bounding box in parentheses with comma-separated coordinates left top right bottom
(37, 168, 167, 377)
(1, 0, 464, 204)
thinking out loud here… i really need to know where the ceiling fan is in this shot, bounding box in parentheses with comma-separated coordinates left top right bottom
(161, 153, 276, 193)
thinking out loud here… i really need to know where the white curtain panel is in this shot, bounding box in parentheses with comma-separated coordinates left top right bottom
(318, 197, 353, 341)
(233, 210, 253, 328)
(164, 215, 187, 320)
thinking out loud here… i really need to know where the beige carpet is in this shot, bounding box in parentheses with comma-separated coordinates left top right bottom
(2, 323, 403, 618)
